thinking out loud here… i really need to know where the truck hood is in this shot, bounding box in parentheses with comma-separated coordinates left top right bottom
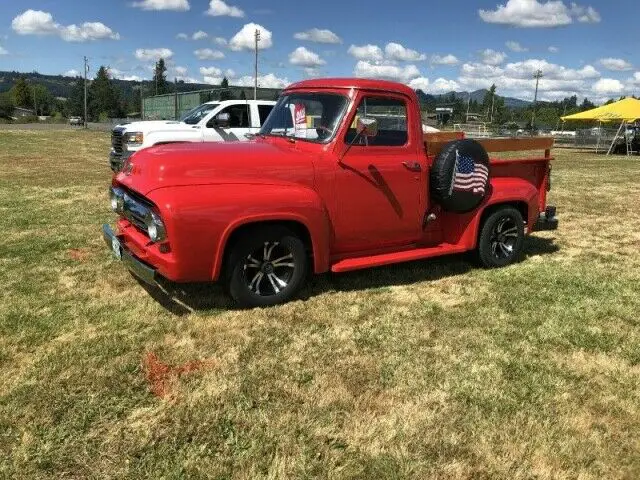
(117, 120, 196, 134)
(116, 140, 316, 196)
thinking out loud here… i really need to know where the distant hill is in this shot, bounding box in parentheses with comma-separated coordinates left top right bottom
(0, 70, 226, 99)
(0, 70, 533, 108)
(416, 88, 531, 109)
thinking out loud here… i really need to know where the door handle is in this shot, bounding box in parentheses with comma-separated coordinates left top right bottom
(402, 161, 422, 172)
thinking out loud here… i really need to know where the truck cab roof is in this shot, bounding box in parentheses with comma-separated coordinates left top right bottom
(286, 78, 417, 97)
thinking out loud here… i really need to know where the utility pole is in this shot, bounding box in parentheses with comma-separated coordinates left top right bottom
(531, 69, 543, 135)
(254, 28, 261, 100)
(466, 92, 471, 123)
(83, 56, 89, 129)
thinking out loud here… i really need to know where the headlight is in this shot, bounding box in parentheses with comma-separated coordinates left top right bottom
(145, 211, 166, 243)
(124, 132, 144, 145)
(109, 187, 124, 213)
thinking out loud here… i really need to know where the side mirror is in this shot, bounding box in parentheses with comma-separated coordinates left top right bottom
(212, 112, 230, 128)
(357, 117, 378, 137)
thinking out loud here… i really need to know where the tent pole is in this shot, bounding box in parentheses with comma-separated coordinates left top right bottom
(607, 121, 625, 156)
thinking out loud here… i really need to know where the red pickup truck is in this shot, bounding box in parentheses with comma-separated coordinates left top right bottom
(103, 78, 557, 307)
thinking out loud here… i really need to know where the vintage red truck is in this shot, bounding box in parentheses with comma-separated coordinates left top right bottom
(103, 78, 558, 307)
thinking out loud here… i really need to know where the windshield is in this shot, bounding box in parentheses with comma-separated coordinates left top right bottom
(180, 103, 220, 125)
(259, 93, 348, 143)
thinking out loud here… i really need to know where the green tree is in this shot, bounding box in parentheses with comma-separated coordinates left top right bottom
(153, 59, 169, 95)
(88, 66, 123, 120)
(239, 90, 247, 101)
(0, 92, 15, 119)
(581, 98, 595, 110)
(67, 78, 86, 117)
(11, 77, 32, 109)
(32, 84, 54, 116)
(219, 77, 234, 101)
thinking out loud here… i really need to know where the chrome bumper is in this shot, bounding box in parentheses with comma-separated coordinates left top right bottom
(102, 224, 157, 285)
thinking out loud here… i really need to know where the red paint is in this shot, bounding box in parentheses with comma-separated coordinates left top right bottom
(112, 79, 553, 283)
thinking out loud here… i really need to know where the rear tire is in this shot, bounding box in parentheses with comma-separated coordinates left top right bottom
(477, 207, 525, 268)
(226, 227, 308, 308)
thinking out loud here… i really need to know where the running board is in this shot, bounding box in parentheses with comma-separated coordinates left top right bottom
(330, 243, 468, 273)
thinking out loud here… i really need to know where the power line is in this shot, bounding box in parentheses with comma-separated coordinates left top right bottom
(531, 69, 543, 134)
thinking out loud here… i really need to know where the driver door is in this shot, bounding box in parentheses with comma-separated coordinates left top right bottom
(333, 94, 424, 253)
(203, 104, 252, 142)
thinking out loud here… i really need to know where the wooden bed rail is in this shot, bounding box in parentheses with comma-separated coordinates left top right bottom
(424, 132, 554, 159)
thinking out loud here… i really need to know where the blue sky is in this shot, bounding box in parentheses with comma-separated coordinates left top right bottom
(1, 0, 638, 102)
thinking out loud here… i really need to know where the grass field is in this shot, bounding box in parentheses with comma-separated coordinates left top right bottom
(1, 129, 639, 479)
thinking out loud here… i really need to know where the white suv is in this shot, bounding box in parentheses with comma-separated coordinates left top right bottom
(109, 100, 276, 172)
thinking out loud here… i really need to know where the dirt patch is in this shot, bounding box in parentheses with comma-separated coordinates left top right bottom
(69, 248, 91, 262)
(142, 351, 217, 398)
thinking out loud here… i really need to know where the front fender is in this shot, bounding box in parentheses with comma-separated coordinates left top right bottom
(147, 183, 331, 283)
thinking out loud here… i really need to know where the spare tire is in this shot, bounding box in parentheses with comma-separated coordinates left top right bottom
(430, 139, 491, 213)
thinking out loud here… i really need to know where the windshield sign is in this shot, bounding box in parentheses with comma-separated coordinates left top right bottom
(181, 103, 220, 125)
(259, 93, 348, 143)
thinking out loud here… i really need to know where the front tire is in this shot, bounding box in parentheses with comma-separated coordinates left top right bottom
(478, 206, 525, 268)
(226, 227, 308, 308)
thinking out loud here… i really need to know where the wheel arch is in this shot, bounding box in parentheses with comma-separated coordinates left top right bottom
(212, 216, 329, 281)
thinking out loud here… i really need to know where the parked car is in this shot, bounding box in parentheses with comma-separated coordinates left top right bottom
(69, 116, 83, 126)
(104, 78, 558, 307)
(109, 100, 276, 172)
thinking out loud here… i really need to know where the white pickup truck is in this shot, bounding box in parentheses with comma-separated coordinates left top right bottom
(109, 99, 276, 172)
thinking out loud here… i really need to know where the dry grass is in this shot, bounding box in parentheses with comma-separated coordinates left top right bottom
(0, 130, 639, 479)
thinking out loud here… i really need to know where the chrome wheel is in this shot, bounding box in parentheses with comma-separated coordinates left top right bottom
(490, 217, 519, 260)
(243, 241, 296, 297)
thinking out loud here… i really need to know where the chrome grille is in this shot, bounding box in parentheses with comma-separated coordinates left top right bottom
(111, 128, 125, 155)
(122, 189, 153, 233)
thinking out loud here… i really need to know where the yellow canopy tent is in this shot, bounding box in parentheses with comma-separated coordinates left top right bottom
(561, 97, 640, 123)
(561, 98, 640, 155)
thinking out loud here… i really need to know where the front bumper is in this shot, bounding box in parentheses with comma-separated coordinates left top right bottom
(102, 224, 157, 285)
(533, 205, 559, 232)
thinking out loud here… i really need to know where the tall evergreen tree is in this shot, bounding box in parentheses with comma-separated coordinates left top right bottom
(219, 77, 234, 101)
(88, 66, 122, 120)
(11, 77, 32, 109)
(153, 59, 169, 95)
(67, 78, 86, 117)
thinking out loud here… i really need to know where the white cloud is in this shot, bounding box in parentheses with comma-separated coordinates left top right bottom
(347, 44, 384, 62)
(174, 66, 188, 76)
(12, 10, 120, 42)
(506, 41, 528, 52)
(431, 54, 459, 66)
(458, 58, 603, 101)
(480, 49, 507, 66)
(385, 42, 426, 62)
(479, 0, 600, 28)
(206, 0, 244, 18)
(0, 46, 8, 55)
(229, 23, 272, 51)
(304, 67, 321, 77)
(592, 78, 624, 95)
(548, 46, 559, 53)
(235, 73, 290, 89)
(409, 77, 461, 94)
(131, 0, 190, 11)
(176, 33, 188, 40)
(213, 37, 227, 46)
(293, 28, 342, 44)
(64, 69, 79, 77)
(201, 66, 223, 84)
(353, 61, 421, 83)
(289, 47, 326, 67)
(194, 48, 225, 60)
(192, 30, 208, 41)
(599, 58, 633, 72)
(135, 48, 174, 61)
(627, 72, 640, 87)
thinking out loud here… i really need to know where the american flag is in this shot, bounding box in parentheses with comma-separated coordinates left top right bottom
(451, 149, 489, 195)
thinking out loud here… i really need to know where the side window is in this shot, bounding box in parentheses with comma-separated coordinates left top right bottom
(345, 97, 408, 146)
(207, 104, 250, 128)
(258, 104, 274, 125)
